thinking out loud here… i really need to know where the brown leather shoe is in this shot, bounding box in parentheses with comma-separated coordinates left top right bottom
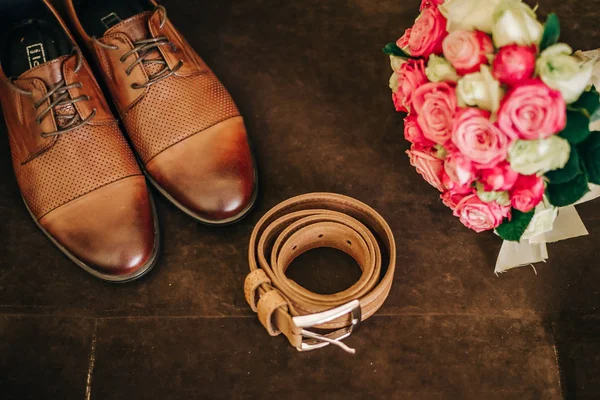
(0, 0, 159, 282)
(64, 0, 258, 224)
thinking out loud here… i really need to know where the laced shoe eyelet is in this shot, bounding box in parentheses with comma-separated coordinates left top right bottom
(10, 53, 95, 138)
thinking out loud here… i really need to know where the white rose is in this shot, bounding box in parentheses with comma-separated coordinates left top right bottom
(491, 1, 543, 48)
(456, 65, 504, 112)
(521, 200, 558, 241)
(578, 50, 600, 95)
(425, 55, 459, 83)
(389, 72, 399, 93)
(439, 0, 503, 33)
(390, 55, 407, 72)
(476, 182, 511, 206)
(537, 44, 594, 104)
(508, 136, 571, 176)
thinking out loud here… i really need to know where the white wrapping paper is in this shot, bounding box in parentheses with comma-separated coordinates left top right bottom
(495, 184, 600, 274)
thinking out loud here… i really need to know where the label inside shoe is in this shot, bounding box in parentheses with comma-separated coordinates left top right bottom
(101, 12, 122, 29)
(26, 43, 47, 69)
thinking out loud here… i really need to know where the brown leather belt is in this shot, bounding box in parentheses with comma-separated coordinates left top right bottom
(244, 193, 396, 353)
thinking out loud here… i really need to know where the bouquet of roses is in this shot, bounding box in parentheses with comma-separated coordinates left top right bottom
(385, 0, 600, 245)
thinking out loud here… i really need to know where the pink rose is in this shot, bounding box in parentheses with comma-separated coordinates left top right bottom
(441, 184, 474, 210)
(392, 92, 406, 112)
(493, 45, 537, 86)
(444, 152, 476, 186)
(453, 194, 512, 233)
(452, 108, 511, 169)
(442, 31, 494, 75)
(404, 115, 434, 146)
(407, 145, 445, 192)
(510, 175, 545, 213)
(497, 79, 567, 140)
(442, 172, 474, 193)
(441, 191, 463, 210)
(392, 59, 428, 113)
(397, 29, 411, 50)
(420, 0, 444, 10)
(412, 82, 457, 145)
(479, 161, 519, 191)
(397, 7, 447, 58)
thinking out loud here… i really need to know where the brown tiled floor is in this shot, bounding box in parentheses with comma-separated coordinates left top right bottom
(1, 0, 600, 398)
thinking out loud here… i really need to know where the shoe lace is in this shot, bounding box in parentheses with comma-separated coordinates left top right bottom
(94, 6, 184, 89)
(7, 48, 97, 138)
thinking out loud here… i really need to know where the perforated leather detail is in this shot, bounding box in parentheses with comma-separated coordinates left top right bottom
(143, 62, 165, 77)
(12, 123, 142, 218)
(122, 72, 240, 163)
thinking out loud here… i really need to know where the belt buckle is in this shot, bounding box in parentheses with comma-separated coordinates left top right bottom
(292, 299, 362, 354)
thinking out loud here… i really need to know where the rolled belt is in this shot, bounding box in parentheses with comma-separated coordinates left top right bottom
(244, 193, 396, 353)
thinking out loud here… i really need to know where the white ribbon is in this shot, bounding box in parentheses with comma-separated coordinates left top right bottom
(495, 49, 600, 274)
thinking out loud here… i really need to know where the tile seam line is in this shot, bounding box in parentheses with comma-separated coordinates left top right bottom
(549, 317, 567, 399)
(85, 320, 98, 400)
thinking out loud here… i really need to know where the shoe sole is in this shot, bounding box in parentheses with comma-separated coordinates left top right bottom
(141, 164, 259, 226)
(22, 190, 161, 283)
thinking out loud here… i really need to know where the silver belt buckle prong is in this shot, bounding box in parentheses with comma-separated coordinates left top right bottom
(292, 299, 361, 354)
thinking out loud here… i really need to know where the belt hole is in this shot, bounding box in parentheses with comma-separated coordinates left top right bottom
(293, 245, 297, 250)
(347, 240, 352, 245)
(318, 234, 323, 238)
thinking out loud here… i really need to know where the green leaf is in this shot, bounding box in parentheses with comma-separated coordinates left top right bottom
(559, 110, 591, 145)
(569, 86, 600, 119)
(546, 173, 590, 207)
(382, 42, 411, 58)
(545, 147, 582, 184)
(579, 131, 600, 184)
(539, 13, 560, 51)
(495, 210, 535, 242)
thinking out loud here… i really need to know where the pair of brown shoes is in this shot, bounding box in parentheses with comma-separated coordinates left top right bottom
(0, 0, 257, 282)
